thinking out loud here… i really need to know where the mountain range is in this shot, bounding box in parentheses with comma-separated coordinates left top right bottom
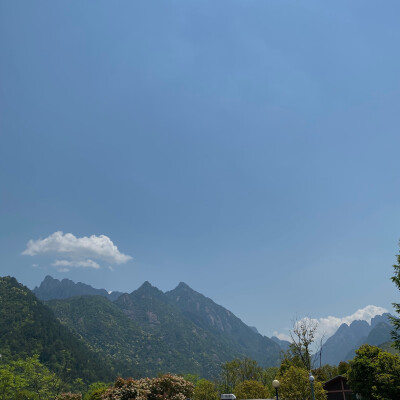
(319, 313, 393, 366)
(31, 275, 283, 378)
(2, 274, 394, 385)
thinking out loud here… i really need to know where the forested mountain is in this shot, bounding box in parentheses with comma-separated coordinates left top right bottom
(320, 313, 392, 365)
(8, 273, 393, 384)
(47, 295, 163, 378)
(34, 275, 123, 301)
(42, 277, 282, 378)
(0, 276, 113, 384)
(114, 281, 244, 377)
(164, 282, 281, 366)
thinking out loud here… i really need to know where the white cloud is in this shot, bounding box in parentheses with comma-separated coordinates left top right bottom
(52, 259, 100, 269)
(23, 231, 132, 270)
(315, 305, 388, 340)
(274, 305, 388, 347)
(273, 331, 291, 342)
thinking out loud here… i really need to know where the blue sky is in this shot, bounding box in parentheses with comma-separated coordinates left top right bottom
(1, 0, 400, 339)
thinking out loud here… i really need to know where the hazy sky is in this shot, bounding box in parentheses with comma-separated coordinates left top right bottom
(1, 0, 400, 340)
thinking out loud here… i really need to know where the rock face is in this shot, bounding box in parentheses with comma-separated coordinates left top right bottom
(33, 275, 123, 301)
(165, 282, 281, 367)
(320, 313, 393, 366)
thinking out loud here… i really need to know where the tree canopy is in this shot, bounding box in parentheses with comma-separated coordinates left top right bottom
(347, 344, 400, 400)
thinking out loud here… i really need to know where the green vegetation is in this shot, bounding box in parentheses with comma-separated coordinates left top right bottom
(391, 246, 400, 350)
(4, 267, 400, 399)
(46, 295, 155, 378)
(277, 366, 326, 400)
(347, 344, 400, 400)
(192, 379, 218, 400)
(0, 277, 112, 385)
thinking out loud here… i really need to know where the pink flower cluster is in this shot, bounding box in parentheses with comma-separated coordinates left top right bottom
(102, 374, 194, 400)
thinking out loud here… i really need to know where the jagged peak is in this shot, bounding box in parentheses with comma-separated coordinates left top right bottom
(176, 281, 193, 290)
(132, 281, 164, 297)
(43, 275, 57, 281)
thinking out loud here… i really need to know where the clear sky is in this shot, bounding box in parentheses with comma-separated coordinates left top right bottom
(1, 0, 400, 340)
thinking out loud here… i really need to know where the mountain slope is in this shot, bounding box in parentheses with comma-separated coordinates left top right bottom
(46, 295, 165, 378)
(165, 282, 281, 366)
(114, 281, 243, 378)
(271, 336, 291, 351)
(320, 314, 393, 365)
(33, 275, 123, 301)
(0, 276, 113, 383)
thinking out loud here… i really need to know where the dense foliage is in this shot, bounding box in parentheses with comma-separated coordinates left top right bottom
(347, 344, 400, 400)
(0, 277, 113, 385)
(391, 247, 400, 350)
(192, 379, 218, 400)
(277, 366, 326, 400)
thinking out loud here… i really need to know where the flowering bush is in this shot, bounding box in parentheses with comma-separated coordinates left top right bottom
(56, 393, 82, 400)
(101, 375, 193, 400)
(102, 377, 149, 400)
(149, 374, 194, 400)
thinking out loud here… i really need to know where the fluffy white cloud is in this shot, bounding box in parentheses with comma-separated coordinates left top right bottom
(273, 331, 291, 342)
(275, 305, 388, 345)
(52, 259, 100, 269)
(23, 231, 132, 269)
(315, 305, 388, 340)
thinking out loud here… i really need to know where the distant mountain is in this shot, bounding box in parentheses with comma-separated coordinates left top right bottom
(0, 276, 113, 384)
(33, 275, 123, 301)
(320, 313, 393, 366)
(164, 282, 281, 366)
(271, 336, 291, 351)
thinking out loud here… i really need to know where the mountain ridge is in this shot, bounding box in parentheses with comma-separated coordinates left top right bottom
(33, 275, 123, 301)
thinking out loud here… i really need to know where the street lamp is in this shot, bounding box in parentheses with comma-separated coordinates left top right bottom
(309, 373, 315, 400)
(272, 379, 280, 400)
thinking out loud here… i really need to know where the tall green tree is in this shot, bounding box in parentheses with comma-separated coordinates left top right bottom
(391, 247, 400, 349)
(0, 363, 25, 400)
(193, 379, 218, 400)
(13, 355, 62, 400)
(235, 380, 268, 399)
(347, 344, 400, 400)
(277, 366, 326, 400)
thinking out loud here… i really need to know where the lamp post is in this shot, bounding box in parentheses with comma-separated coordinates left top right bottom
(309, 373, 315, 400)
(272, 379, 280, 400)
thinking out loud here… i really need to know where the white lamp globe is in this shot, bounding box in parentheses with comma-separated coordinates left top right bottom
(272, 380, 280, 389)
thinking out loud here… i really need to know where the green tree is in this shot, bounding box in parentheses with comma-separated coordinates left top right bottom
(337, 361, 349, 376)
(391, 247, 400, 350)
(0, 363, 25, 400)
(277, 366, 326, 400)
(347, 344, 400, 400)
(220, 358, 263, 392)
(83, 382, 109, 400)
(193, 379, 218, 400)
(313, 364, 338, 382)
(235, 380, 268, 399)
